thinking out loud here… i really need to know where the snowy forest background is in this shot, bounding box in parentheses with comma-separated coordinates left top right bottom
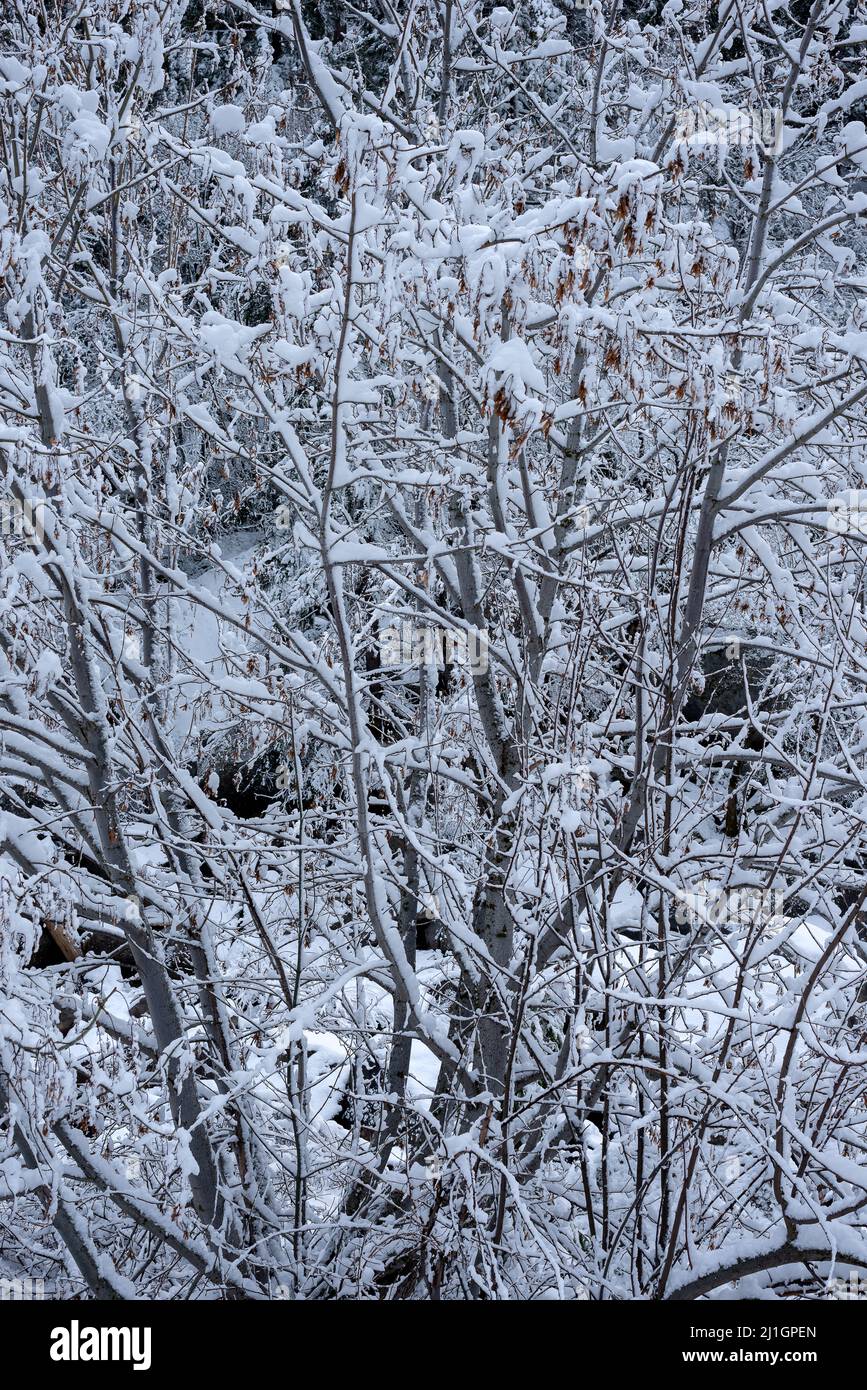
(3, 0, 867, 1302)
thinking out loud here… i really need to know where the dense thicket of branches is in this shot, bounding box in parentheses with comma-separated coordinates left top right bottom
(3, 0, 867, 1300)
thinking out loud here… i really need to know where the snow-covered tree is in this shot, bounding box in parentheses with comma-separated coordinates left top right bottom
(3, 0, 867, 1300)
